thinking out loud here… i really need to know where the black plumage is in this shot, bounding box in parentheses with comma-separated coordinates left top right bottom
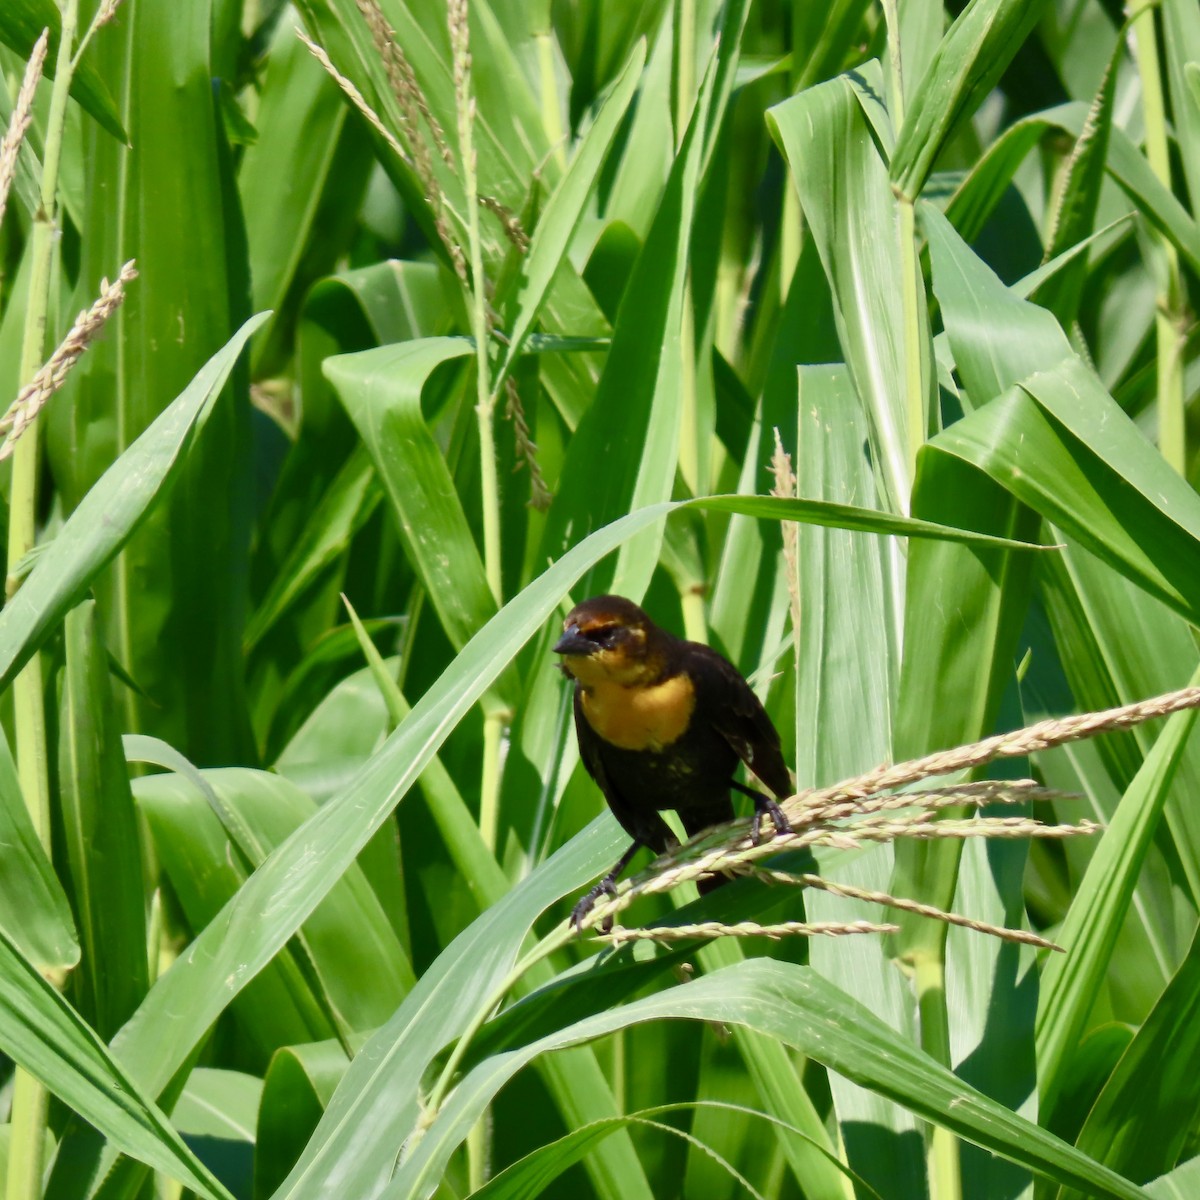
(554, 594, 792, 928)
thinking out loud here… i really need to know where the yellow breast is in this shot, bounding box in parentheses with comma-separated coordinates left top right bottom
(580, 672, 696, 752)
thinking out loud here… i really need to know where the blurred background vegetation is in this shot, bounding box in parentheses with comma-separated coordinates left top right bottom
(0, 0, 1198, 1197)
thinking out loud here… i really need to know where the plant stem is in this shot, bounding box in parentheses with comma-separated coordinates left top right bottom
(478, 707, 503, 852)
(680, 587, 707, 644)
(450, 8, 506, 1181)
(451, 6, 507, 857)
(8, 0, 78, 809)
(454, 41, 500, 604)
(477, 380, 502, 602)
(897, 199, 926, 477)
(880, 0, 926, 496)
(1131, 0, 1186, 474)
(6, 9, 79, 1198)
(673, 1, 700, 493)
(6, 1074, 50, 1200)
(915, 951, 962, 1200)
(467, 1114, 489, 1193)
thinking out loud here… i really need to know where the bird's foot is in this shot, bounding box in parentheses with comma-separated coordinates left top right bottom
(571, 876, 619, 933)
(752, 796, 792, 846)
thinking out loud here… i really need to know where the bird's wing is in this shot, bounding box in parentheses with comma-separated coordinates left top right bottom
(689, 645, 793, 799)
(573, 687, 677, 853)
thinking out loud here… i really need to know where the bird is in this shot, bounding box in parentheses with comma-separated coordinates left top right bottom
(554, 594, 793, 929)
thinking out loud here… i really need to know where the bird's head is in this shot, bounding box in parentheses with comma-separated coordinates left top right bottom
(553, 595, 665, 687)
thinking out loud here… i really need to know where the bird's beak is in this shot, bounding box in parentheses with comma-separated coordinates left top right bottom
(554, 623, 595, 656)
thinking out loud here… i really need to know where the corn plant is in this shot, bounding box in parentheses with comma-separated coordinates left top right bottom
(0, 1, 1197, 1198)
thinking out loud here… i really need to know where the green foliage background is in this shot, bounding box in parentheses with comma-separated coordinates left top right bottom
(0, 0, 1197, 1197)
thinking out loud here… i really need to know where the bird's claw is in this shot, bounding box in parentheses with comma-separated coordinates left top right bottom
(752, 797, 792, 846)
(571, 876, 619, 933)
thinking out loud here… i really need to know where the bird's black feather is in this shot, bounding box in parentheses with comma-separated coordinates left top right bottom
(556, 595, 792, 928)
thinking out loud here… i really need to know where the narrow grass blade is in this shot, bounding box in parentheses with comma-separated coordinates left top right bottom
(924, 204, 1200, 628)
(539, 52, 718, 599)
(923, 199, 1070, 399)
(1037, 682, 1200, 1120)
(0, 926, 233, 1200)
(469, 1101, 868, 1200)
(388, 959, 1151, 1200)
(1163, 0, 1200, 215)
(696, 494, 1048, 550)
(269, 819, 626, 1199)
(241, 10, 373, 376)
(793, 0, 875, 90)
(930, 370, 1200, 630)
(794, 367, 918, 1196)
(255, 1041, 350, 1199)
(768, 64, 918, 510)
(53, 5, 259, 764)
(1032, 34, 1119, 326)
(0, 717, 76, 973)
(323, 338, 511, 693)
(1062, 921, 1200, 1199)
(497, 40, 644, 382)
(0, 0, 126, 141)
(244, 445, 381, 652)
(891, 0, 1044, 200)
(58, 602, 148, 1036)
(61, 501, 672, 1196)
(1036, 542, 1200, 942)
(58, 487, 1055, 1194)
(0, 314, 267, 695)
(134, 760, 414, 1042)
(944, 101, 1200, 277)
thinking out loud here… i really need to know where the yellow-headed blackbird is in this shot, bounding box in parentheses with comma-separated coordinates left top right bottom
(554, 594, 792, 928)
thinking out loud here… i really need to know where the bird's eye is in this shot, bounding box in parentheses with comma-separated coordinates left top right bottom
(587, 626, 621, 649)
